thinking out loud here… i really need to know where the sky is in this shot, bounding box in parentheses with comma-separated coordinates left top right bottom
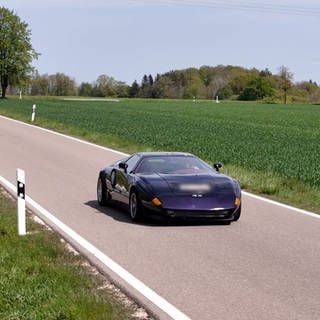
(2, 0, 320, 85)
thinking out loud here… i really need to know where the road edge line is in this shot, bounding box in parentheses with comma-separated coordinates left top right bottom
(0, 115, 127, 156)
(242, 191, 319, 219)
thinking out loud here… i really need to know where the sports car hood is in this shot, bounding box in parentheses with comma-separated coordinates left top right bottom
(139, 173, 238, 210)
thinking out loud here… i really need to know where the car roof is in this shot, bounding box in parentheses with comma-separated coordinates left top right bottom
(135, 152, 195, 158)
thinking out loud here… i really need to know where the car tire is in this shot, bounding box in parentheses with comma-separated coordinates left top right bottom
(110, 170, 116, 188)
(233, 204, 241, 221)
(97, 175, 108, 206)
(129, 191, 143, 222)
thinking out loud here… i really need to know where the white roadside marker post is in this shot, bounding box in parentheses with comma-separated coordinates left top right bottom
(17, 169, 26, 236)
(31, 104, 36, 122)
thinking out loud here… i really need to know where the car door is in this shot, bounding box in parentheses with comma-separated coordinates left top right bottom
(113, 154, 140, 206)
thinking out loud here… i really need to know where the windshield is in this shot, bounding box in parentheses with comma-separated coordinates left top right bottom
(135, 156, 211, 174)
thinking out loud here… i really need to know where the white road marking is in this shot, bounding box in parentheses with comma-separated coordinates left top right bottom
(0, 115, 127, 157)
(0, 174, 191, 320)
(242, 191, 320, 219)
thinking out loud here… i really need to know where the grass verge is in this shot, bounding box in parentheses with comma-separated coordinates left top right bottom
(0, 188, 147, 320)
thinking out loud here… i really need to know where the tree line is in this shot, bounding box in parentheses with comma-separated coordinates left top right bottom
(1, 6, 320, 103)
(22, 65, 320, 104)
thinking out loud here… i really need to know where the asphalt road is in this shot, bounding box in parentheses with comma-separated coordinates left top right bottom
(1, 115, 320, 320)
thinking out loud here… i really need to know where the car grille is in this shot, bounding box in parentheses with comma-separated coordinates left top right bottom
(166, 209, 234, 219)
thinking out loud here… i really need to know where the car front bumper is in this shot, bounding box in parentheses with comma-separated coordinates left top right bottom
(143, 202, 237, 221)
(162, 208, 236, 220)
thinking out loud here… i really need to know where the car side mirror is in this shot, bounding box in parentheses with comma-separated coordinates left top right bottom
(119, 162, 128, 173)
(213, 162, 222, 172)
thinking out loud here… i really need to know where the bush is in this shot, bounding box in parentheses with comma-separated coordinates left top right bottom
(238, 87, 259, 100)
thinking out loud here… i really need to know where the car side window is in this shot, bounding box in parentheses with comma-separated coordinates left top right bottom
(125, 154, 140, 173)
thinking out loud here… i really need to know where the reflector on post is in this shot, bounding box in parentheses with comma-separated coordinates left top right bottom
(17, 168, 26, 236)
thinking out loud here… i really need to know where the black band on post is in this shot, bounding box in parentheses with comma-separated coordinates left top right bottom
(17, 181, 25, 199)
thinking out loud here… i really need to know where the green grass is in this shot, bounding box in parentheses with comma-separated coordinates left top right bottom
(0, 188, 136, 320)
(0, 97, 319, 213)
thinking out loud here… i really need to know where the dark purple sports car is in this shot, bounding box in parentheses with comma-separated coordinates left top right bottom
(97, 152, 241, 222)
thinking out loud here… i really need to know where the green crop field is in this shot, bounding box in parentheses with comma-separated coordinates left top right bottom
(0, 97, 319, 213)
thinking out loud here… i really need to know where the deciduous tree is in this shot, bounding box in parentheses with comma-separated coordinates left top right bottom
(30, 72, 76, 96)
(0, 7, 39, 98)
(238, 76, 273, 101)
(278, 65, 293, 104)
(78, 82, 93, 96)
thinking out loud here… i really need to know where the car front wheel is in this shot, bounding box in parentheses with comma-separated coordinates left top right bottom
(129, 191, 143, 222)
(97, 176, 108, 206)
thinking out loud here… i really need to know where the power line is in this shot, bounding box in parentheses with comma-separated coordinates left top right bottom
(127, 0, 320, 17)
